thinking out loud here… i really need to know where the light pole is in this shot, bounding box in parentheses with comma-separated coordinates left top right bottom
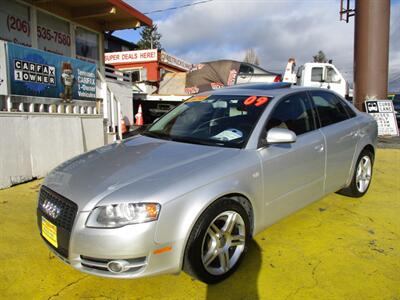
(353, 0, 391, 111)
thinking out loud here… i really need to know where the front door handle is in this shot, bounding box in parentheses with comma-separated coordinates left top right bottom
(314, 144, 324, 152)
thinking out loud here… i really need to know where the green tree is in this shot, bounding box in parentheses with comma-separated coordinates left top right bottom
(313, 50, 328, 63)
(136, 25, 163, 50)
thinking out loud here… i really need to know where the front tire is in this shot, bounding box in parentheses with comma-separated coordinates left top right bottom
(183, 198, 250, 284)
(338, 149, 374, 197)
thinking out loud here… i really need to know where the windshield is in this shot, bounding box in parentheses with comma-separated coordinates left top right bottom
(142, 94, 272, 148)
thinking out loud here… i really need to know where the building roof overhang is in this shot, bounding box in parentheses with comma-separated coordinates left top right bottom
(28, 0, 152, 31)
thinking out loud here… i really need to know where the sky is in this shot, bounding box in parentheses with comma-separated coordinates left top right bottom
(116, 0, 400, 91)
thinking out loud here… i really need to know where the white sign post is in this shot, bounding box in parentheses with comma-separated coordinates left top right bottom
(365, 100, 399, 136)
(0, 40, 8, 96)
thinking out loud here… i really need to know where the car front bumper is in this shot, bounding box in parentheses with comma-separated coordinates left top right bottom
(39, 209, 185, 279)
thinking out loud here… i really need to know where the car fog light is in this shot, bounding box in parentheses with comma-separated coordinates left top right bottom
(107, 260, 129, 273)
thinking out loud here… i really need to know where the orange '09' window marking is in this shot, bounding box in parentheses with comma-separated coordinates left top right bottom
(244, 96, 269, 107)
(255, 97, 269, 106)
(244, 95, 257, 106)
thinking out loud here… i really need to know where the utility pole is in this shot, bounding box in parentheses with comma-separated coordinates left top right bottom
(353, 0, 391, 111)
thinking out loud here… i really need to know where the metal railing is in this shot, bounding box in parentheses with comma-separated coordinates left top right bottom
(3, 94, 98, 115)
(104, 65, 132, 83)
(1, 70, 123, 142)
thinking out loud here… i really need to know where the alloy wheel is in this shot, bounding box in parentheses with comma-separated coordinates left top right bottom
(201, 211, 246, 276)
(356, 155, 372, 193)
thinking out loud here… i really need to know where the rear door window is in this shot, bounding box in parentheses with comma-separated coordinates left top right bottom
(310, 91, 350, 127)
(338, 96, 356, 118)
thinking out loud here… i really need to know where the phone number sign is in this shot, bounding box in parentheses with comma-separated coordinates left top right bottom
(0, 2, 32, 47)
(0, 6, 72, 56)
(365, 100, 399, 136)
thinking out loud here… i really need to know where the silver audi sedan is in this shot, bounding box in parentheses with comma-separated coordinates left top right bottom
(37, 83, 377, 284)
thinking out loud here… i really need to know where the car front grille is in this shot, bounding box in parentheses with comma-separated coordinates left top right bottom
(38, 186, 78, 230)
(37, 186, 78, 259)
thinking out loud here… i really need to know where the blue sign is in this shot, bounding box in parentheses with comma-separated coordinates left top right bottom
(7, 43, 97, 100)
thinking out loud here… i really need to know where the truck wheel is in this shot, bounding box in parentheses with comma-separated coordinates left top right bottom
(338, 149, 374, 197)
(183, 198, 250, 284)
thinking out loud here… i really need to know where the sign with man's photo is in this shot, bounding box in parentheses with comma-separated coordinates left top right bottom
(7, 43, 96, 101)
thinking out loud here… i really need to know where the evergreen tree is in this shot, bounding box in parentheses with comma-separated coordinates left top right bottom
(313, 50, 328, 63)
(136, 25, 163, 50)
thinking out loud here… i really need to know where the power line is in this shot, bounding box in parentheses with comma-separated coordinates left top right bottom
(143, 0, 214, 15)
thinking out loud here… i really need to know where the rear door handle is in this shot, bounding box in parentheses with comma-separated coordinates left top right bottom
(314, 144, 324, 152)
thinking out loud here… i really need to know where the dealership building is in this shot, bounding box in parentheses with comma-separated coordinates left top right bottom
(0, 0, 152, 188)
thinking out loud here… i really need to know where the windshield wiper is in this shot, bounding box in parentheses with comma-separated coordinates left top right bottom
(143, 132, 242, 148)
(170, 136, 229, 147)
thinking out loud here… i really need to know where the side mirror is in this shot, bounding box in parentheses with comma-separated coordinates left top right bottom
(266, 128, 297, 144)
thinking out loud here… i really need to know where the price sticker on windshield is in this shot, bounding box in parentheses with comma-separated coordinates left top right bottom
(244, 96, 269, 107)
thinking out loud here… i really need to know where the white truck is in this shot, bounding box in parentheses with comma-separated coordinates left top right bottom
(130, 59, 351, 125)
(282, 58, 351, 99)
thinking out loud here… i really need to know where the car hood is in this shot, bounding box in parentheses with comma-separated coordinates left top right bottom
(44, 135, 240, 211)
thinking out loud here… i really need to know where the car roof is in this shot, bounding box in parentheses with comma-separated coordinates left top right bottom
(203, 82, 327, 98)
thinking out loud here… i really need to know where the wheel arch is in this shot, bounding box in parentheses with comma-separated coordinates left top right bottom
(219, 193, 255, 236)
(338, 143, 375, 197)
(345, 142, 376, 187)
(179, 192, 255, 271)
(362, 144, 375, 159)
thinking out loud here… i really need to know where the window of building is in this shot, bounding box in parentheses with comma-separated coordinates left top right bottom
(311, 91, 350, 127)
(140, 68, 147, 81)
(75, 27, 99, 63)
(266, 92, 316, 135)
(37, 11, 71, 56)
(131, 70, 140, 82)
(0, 0, 31, 47)
(311, 67, 323, 82)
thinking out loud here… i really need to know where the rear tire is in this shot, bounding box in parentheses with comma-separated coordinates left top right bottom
(183, 198, 250, 284)
(337, 149, 374, 197)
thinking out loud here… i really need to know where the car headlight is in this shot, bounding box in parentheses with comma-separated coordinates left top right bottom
(86, 203, 161, 228)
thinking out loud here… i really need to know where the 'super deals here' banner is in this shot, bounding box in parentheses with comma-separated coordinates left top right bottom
(7, 43, 96, 100)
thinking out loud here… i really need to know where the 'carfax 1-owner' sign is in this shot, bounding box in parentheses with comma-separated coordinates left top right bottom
(7, 43, 96, 100)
